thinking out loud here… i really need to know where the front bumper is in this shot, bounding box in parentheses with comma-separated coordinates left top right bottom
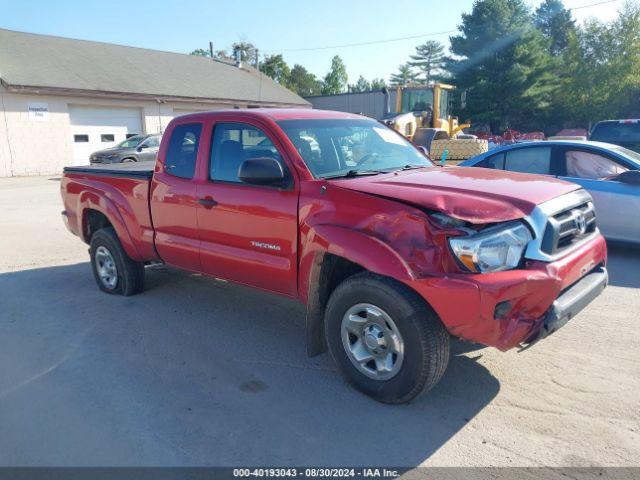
(521, 265, 607, 349)
(409, 233, 608, 351)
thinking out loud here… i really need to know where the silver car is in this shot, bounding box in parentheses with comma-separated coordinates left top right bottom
(460, 140, 640, 244)
(89, 134, 160, 164)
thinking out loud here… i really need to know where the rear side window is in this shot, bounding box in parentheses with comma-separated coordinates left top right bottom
(165, 123, 202, 179)
(504, 147, 552, 175)
(209, 122, 284, 183)
(476, 153, 505, 169)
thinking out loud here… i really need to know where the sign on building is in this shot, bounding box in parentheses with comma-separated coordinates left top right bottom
(28, 102, 49, 121)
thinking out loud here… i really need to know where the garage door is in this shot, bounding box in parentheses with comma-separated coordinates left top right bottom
(69, 105, 143, 165)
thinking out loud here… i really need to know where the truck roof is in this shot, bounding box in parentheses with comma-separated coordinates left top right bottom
(174, 108, 365, 122)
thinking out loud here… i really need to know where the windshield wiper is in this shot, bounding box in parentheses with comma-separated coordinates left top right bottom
(383, 164, 428, 174)
(322, 169, 383, 180)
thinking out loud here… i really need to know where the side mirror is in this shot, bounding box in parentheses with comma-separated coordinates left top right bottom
(238, 157, 285, 186)
(417, 146, 429, 156)
(614, 170, 640, 185)
(137, 144, 149, 152)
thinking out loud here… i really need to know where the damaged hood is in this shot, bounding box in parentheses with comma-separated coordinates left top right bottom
(331, 166, 581, 224)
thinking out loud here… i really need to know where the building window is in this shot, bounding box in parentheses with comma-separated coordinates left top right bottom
(74, 134, 89, 143)
(101, 134, 115, 142)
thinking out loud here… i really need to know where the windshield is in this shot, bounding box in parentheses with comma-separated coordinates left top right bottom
(117, 135, 144, 148)
(277, 118, 432, 178)
(401, 88, 435, 112)
(612, 146, 640, 166)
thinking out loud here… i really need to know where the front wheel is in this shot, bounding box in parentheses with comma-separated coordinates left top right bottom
(325, 272, 449, 403)
(90, 227, 145, 296)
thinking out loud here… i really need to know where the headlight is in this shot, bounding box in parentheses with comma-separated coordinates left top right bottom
(449, 222, 532, 273)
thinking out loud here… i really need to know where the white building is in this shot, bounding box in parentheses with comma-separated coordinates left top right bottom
(0, 29, 309, 177)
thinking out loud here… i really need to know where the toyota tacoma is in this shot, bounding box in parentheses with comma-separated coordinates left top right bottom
(60, 109, 608, 403)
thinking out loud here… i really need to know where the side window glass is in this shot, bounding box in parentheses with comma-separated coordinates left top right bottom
(505, 147, 551, 175)
(145, 136, 160, 148)
(477, 153, 504, 169)
(565, 150, 628, 179)
(210, 122, 284, 183)
(165, 124, 201, 179)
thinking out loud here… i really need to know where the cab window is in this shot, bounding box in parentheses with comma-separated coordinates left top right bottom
(504, 147, 552, 175)
(165, 123, 201, 179)
(209, 122, 285, 183)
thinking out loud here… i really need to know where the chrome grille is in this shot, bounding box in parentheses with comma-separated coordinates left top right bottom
(541, 201, 597, 255)
(524, 189, 599, 262)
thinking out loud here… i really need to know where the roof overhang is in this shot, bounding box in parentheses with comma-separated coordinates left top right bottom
(1, 81, 311, 108)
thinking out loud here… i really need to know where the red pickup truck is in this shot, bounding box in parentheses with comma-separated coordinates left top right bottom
(61, 109, 608, 403)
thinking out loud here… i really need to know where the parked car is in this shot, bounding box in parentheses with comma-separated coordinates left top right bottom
(61, 109, 607, 404)
(460, 140, 640, 244)
(89, 134, 160, 164)
(590, 119, 640, 153)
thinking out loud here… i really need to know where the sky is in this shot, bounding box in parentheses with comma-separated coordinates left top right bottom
(0, 0, 624, 83)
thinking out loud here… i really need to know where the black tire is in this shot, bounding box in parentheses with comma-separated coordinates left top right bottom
(325, 272, 449, 404)
(90, 227, 145, 296)
(121, 157, 137, 163)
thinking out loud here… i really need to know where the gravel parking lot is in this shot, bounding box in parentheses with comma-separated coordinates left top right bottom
(1, 176, 639, 467)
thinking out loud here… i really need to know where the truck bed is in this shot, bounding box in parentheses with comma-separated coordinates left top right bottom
(63, 161, 154, 179)
(61, 160, 158, 261)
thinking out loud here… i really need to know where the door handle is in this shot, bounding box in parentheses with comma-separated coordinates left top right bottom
(198, 198, 218, 208)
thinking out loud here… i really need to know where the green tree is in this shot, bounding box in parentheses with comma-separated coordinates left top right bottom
(260, 54, 291, 85)
(288, 64, 323, 96)
(190, 48, 211, 57)
(534, 0, 576, 55)
(322, 55, 348, 94)
(351, 75, 371, 92)
(555, 4, 640, 127)
(409, 40, 445, 83)
(449, 0, 556, 132)
(232, 41, 257, 63)
(190, 47, 232, 60)
(370, 78, 387, 90)
(389, 63, 418, 86)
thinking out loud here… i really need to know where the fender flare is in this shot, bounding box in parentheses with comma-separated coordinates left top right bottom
(77, 190, 142, 260)
(300, 224, 415, 356)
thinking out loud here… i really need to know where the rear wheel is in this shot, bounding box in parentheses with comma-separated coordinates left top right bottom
(90, 227, 145, 296)
(325, 272, 449, 404)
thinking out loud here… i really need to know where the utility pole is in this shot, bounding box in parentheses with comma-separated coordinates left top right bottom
(209, 41, 214, 59)
(255, 49, 260, 70)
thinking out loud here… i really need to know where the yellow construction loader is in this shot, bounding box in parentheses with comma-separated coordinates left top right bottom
(382, 83, 488, 163)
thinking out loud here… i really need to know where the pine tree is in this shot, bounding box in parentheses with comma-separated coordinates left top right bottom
(534, 0, 576, 55)
(389, 64, 418, 86)
(408, 41, 445, 83)
(449, 0, 556, 132)
(370, 78, 387, 90)
(351, 75, 371, 92)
